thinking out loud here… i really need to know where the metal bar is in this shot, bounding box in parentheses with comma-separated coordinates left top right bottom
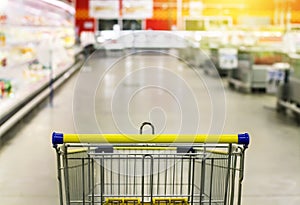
(209, 159, 214, 205)
(99, 158, 101, 205)
(100, 182, 191, 186)
(133, 154, 136, 195)
(218, 158, 224, 204)
(55, 147, 64, 205)
(238, 148, 246, 205)
(224, 144, 233, 205)
(49, 55, 54, 107)
(199, 156, 206, 205)
(88, 156, 91, 204)
(172, 155, 176, 195)
(126, 154, 129, 195)
(64, 146, 71, 205)
(140, 122, 155, 134)
(157, 156, 160, 195)
(150, 155, 154, 203)
(82, 158, 85, 204)
(94, 194, 190, 197)
(65, 143, 231, 149)
(141, 154, 154, 204)
(180, 157, 183, 195)
(53, 133, 250, 145)
(191, 157, 195, 205)
(220, 160, 223, 201)
(230, 155, 237, 205)
(187, 155, 192, 202)
(91, 155, 206, 159)
(142, 156, 145, 205)
(101, 156, 104, 205)
(164, 154, 168, 195)
(110, 155, 113, 194)
(118, 154, 121, 196)
(92, 158, 95, 205)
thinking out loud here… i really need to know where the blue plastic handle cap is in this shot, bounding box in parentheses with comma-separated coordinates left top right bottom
(238, 133, 250, 145)
(52, 132, 63, 145)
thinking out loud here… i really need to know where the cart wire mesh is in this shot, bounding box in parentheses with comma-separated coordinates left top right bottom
(54, 144, 246, 205)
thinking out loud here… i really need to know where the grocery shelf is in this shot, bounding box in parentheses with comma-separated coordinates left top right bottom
(4, 58, 37, 70)
(276, 54, 300, 123)
(0, 49, 86, 138)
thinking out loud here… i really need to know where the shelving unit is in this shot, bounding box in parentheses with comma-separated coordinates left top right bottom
(228, 47, 285, 92)
(0, 0, 81, 137)
(277, 54, 300, 122)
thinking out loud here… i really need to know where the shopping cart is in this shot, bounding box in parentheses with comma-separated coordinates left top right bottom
(52, 122, 250, 205)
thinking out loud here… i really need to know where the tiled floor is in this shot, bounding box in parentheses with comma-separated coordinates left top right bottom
(0, 50, 299, 205)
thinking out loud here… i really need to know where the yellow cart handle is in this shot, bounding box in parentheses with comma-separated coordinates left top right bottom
(52, 133, 250, 146)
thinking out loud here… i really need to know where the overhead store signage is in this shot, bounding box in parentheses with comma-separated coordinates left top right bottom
(185, 19, 205, 31)
(89, 0, 119, 19)
(0, 14, 7, 24)
(122, 0, 153, 19)
(189, 1, 203, 17)
(89, 0, 152, 19)
(237, 16, 271, 26)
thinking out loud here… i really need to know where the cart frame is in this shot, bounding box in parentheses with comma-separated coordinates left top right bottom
(52, 124, 249, 205)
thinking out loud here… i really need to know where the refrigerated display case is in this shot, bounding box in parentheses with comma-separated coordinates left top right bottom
(277, 54, 300, 122)
(0, 0, 82, 137)
(228, 47, 285, 92)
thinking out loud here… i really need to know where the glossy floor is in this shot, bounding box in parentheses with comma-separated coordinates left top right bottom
(0, 50, 299, 205)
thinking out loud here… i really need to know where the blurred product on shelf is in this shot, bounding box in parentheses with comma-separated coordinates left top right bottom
(28, 60, 45, 71)
(0, 54, 7, 68)
(0, 78, 12, 98)
(253, 51, 283, 65)
(63, 35, 75, 48)
(10, 46, 36, 65)
(0, 31, 5, 46)
(23, 60, 49, 81)
(266, 62, 290, 93)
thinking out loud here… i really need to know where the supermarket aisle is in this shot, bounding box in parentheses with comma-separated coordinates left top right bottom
(0, 50, 300, 205)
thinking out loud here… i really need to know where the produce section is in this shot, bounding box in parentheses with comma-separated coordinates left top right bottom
(0, 78, 12, 98)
